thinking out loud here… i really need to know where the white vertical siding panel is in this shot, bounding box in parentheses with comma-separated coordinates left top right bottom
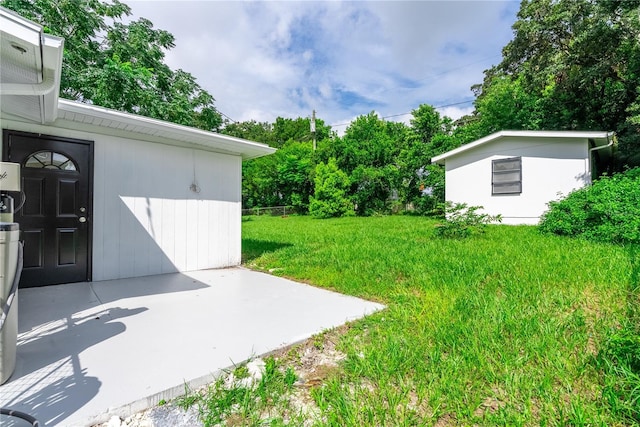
(144, 143, 162, 275)
(173, 198, 188, 271)
(148, 197, 164, 274)
(208, 200, 218, 268)
(130, 141, 149, 277)
(101, 138, 122, 279)
(185, 198, 199, 271)
(229, 202, 241, 266)
(133, 197, 150, 277)
(90, 138, 105, 281)
(230, 157, 242, 265)
(117, 140, 136, 278)
(217, 157, 230, 267)
(218, 204, 229, 266)
(161, 198, 176, 273)
(197, 200, 210, 269)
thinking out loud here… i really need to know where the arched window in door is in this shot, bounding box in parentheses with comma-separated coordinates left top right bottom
(24, 151, 77, 171)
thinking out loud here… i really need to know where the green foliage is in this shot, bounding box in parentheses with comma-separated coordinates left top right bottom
(242, 141, 314, 211)
(539, 168, 640, 244)
(473, 75, 544, 134)
(273, 116, 332, 148)
(478, 0, 640, 167)
(434, 201, 502, 238)
(236, 105, 471, 215)
(410, 104, 443, 144)
(350, 164, 397, 216)
(309, 159, 353, 219)
(1, 0, 223, 131)
(220, 120, 276, 146)
(276, 144, 314, 213)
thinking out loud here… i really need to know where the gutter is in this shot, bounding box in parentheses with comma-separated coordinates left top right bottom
(0, 67, 56, 96)
(588, 132, 615, 180)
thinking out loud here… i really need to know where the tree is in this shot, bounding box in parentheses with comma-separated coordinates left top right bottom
(275, 143, 315, 213)
(273, 116, 332, 148)
(241, 141, 316, 212)
(221, 120, 276, 146)
(477, 0, 640, 167)
(473, 75, 543, 134)
(322, 112, 410, 215)
(1, 0, 223, 131)
(309, 159, 352, 219)
(396, 105, 446, 211)
(410, 104, 443, 144)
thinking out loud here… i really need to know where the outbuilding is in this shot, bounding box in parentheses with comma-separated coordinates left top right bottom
(431, 130, 614, 225)
(0, 8, 275, 287)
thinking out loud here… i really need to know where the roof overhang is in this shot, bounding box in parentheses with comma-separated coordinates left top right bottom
(431, 130, 615, 165)
(56, 99, 275, 160)
(0, 7, 64, 124)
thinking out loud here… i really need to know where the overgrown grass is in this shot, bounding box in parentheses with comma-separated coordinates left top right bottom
(177, 356, 306, 426)
(238, 215, 633, 426)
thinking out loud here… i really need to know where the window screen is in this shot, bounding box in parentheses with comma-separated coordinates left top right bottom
(492, 157, 521, 195)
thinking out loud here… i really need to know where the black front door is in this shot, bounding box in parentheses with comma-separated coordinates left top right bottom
(3, 131, 93, 287)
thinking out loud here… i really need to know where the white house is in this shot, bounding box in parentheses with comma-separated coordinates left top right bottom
(431, 130, 614, 225)
(0, 8, 275, 287)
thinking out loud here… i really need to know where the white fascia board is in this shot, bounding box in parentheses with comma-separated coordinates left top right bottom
(431, 130, 614, 165)
(57, 100, 276, 160)
(0, 7, 42, 47)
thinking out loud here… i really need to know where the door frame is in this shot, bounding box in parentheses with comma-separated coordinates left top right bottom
(2, 129, 94, 285)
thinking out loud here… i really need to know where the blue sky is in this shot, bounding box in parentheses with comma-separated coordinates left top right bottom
(128, 1, 520, 132)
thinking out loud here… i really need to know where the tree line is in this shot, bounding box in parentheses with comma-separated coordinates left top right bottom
(4, 0, 639, 217)
(226, 108, 460, 217)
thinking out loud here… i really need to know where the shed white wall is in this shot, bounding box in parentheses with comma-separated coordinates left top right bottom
(444, 136, 590, 225)
(2, 118, 242, 281)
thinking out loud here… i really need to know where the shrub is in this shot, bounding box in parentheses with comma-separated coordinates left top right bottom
(434, 201, 501, 238)
(539, 168, 640, 244)
(309, 158, 353, 219)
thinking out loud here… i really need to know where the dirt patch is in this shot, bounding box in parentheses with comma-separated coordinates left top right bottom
(473, 396, 506, 417)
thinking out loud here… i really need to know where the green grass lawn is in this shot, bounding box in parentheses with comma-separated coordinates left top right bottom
(240, 215, 633, 426)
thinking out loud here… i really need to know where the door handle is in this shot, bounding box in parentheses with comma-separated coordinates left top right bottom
(79, 217, 87, 223)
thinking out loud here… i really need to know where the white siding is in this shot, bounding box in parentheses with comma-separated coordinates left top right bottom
(2, 118, 242, 282)
(444, 136, 590, 225)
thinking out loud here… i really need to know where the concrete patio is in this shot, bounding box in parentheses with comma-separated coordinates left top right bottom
(0, 268, 384, 426)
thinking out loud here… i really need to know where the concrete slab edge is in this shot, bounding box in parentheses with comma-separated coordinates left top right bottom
(74, 305, 386, 427)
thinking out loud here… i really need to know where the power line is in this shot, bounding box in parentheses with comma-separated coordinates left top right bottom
(330, 99, 475, 128)
(218, 110, 236, 123)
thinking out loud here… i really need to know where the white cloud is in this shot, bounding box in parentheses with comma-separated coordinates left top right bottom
(438, 105, 475, 121)
(128, 0, 519, 131)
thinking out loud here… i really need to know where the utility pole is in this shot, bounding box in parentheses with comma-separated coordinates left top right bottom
(311, 110, 316, 151)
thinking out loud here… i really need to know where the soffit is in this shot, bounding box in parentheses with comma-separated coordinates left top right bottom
(56, 100, 275, 160)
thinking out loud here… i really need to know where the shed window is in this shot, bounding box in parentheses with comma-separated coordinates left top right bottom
(25, 151, 77, 171)
(492, 157, 521, 195)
